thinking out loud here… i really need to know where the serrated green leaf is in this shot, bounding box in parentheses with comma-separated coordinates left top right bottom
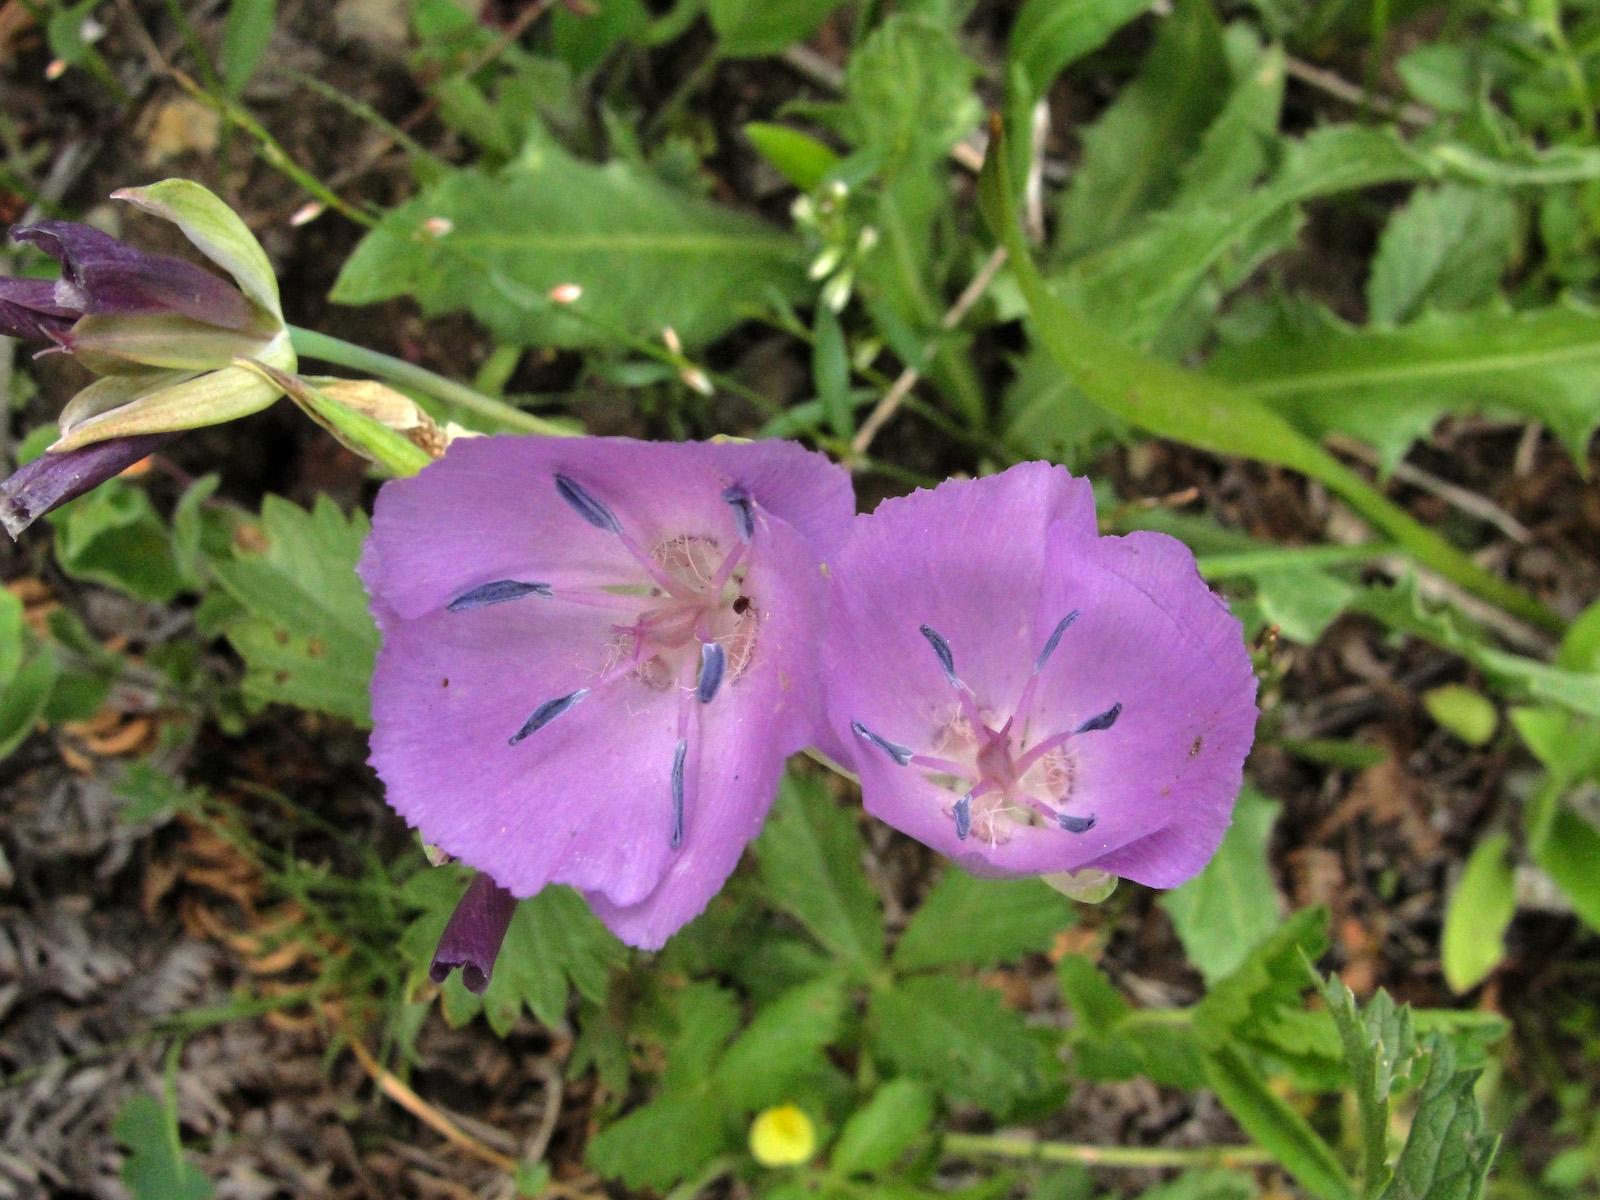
(1161, 788, 1282, 984)
(1441, 833, 1516, 993)
(843, 16, 980, 173)
(707, 0, 848, 56)
(869, 975, 1058, 1116)
(114, 1094, 213, 1200)
(1194, 906, 1329, 1049)
(333, 153, 804, 351)
(1379, 1036, 1497, 1200)
(1172, 39, 1285, 210)
(1367, 185, 1517, 325)
(893, 870, 1072, 973)
(832, 1079, 936, 1176)
(1055, 0, 1229, 256)
(1212, 301, 1600, 472)
(212, 495, 377, 724)
(1202, 1043, 1354, 1200)
(1314, 973, 1417, 1195)
(753, 772, 883, 971)
(715, 976, 846, 1110)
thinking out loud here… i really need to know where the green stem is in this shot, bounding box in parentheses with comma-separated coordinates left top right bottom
(287, 326, 575, 437)
(943, 1132, 1274, 1170)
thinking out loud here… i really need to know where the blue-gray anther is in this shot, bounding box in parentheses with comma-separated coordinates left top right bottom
(850, 721, 913, 766)
(447, 579, 553, 612)
(1057, 812, 1097, 834)
(554, 473, 621, 533)
(954, 793, 972, 841)
(697, 641, 727, 704)
(671, 738, 688, 849)
(723, 485, 754, 542)
(1035, 611, 1080, 671)
(918, 623, 958, 686)
(509, 688, 590, 745)
(1075, 701, 1123, 734)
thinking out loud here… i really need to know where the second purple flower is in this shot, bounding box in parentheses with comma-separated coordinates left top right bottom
(360, 436, 854, 950)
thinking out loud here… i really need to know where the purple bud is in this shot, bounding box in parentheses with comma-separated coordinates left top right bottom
(430, 872, 518, 995)
(1, 433, 177, 539)
(10, 221, 256, 331)
(0, 277, 77, 343)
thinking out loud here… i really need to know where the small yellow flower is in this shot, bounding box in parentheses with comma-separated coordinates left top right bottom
(749, 1104, 816, 1167)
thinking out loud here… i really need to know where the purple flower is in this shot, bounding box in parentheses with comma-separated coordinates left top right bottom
(823, 463, 1257, 887)
(360, 436, 854, 950)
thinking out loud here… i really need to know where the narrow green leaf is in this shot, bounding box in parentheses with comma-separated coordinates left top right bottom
(0, 646, 57, 760)
(1161, 788, 1282, 984)
(746, 123, 841, 191)
(1202, 1044, 1354, 1200)
(753, 772, 884, 971)
(813, 303, 853, 438)
(1441, 833, 1517, 994)
(221, 0, 276, 98)
(1008, 0, 1153, 96)
(1313, 973, 1417, 1195)
(1531, 805, 1600, 933)
(894, 870, 1073, 973)
(977, 114, 1561, 633)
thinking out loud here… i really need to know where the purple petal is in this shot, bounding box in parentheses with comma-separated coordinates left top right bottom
(363, 437, 851, 950)
(431, 871, 518, 995)
(10, 221, 256, 331)
(822, 466, 1256, 887)
(0, 277, 78, 342)
(1, 433, 176, 538)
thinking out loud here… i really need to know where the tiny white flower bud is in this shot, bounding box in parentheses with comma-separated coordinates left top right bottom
(820, 268, 853, 313)
(680, 366, 713, 396)
(548, 283, 583, 305)
(289, 202, 326, 227)
(807, 246, 843, 281)
(856, 226, 880, 254)
(662, 326, 683, 355)
(422, 216, 454, 238)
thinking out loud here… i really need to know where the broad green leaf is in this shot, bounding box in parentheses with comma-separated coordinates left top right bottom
(1202, 1044, 1354, 1200)
(707, 0, 848, 56)
(1211, 301, 1600, 472)
(586, 1089, 729, 1189)
(1054, 0, 1228, 256)
(843, 16, 980, 172)
(221, 0, 276, 98)
(333, 153, 804, 350)
(1058, 956, 1208, 1088)
(1378, 1036, 1498, 1200)
(1442, 833, 1517, 993)
(1557, 597, 1600, 671)
(549, 0, 649, 75)
(662, 982, 743, 1091)
(1008, 0, 1153, 96)
(976, 117, 1559, 632)
(1252, 567, 1358, 644)
(1367, 185, 1517, 325)
(869, 974, 1059, 1116)
(1315, 975, 1417, 1195)
(894, 870, 1072, 973)
(1161, 788, 1282, 983)
(1172, 38, 1286, 210)
(1423, 684, 1498, 747)
(51, 482, 187, 604)
(753, 772, 883, 971)
(114, 1094, 212, 1200)
(832, 1079, 936, 1176)
(212, 495, 377, 724)
(715, 977, 846, 1111)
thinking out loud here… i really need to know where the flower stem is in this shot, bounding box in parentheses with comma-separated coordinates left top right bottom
(287, 326, 576, 438)
(942, 1132, 1273, 1170)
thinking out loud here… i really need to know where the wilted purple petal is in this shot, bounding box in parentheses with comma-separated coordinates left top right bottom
(362, 436, 854, 950)
(431, 871, 518, 995)
(1, 432, 176, 538)
(0, 276, 77, 343)
(11, 221, 256, 331)
(823, 464, 1257, 887)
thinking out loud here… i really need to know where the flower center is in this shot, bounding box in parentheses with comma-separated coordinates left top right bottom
(614, 535, 758, 691)
(851, 616, 1118, 846)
